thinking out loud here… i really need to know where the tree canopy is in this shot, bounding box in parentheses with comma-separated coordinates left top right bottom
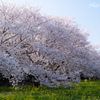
(0, 2, 100, 87)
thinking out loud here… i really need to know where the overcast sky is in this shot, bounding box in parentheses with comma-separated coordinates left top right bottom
(2, 0, 100, 49)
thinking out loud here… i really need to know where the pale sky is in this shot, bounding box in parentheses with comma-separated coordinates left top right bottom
(2, 0, 100, 49)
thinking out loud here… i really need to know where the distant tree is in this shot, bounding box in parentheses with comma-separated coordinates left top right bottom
(0, 1, 100, 87)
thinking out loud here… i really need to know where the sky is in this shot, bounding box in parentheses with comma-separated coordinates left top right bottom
(2, 0, 100, 50)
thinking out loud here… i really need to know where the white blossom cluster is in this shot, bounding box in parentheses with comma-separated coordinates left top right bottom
(0, 2, 100, 87)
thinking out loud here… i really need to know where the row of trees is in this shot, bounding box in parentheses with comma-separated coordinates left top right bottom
(0, 2, 100, 87)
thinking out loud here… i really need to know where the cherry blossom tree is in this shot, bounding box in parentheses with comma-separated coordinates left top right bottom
(0, 1, 100, 87)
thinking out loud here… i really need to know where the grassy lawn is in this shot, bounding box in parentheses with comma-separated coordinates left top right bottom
(0, 79, 100, 100)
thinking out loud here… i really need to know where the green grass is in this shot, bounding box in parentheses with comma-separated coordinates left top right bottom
(0, 79, 100, 100)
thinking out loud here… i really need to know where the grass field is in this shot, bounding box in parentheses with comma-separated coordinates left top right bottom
(0, 79, 100, 100)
